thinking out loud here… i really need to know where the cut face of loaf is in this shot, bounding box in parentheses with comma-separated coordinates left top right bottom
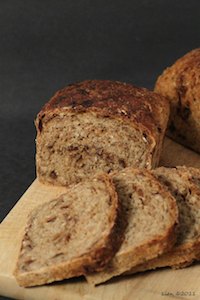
(14, 174, 124, 287)
(155, 48, 200, 153)
(35, 80, 169, 186)
(126, 166, 200, 275)
(86, 168, 178, 285)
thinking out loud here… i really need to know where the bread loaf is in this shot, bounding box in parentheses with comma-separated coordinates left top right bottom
(155, 48, 200, 153)
(14, 174, 124, 287)
(35, 80, 169, 186)
(126, 166, 200, 275)
(86, 168, 178, 285)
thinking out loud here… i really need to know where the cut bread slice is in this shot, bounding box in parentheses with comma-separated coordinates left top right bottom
(86, 168, 178, 285)
(14, 174, 124, 287)
(126, 166, 200, 275)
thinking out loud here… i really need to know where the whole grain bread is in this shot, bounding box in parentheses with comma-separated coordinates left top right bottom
(126, 166, 200, 275)
(35, 80, 169, 186)
(86, 168, 178, 285)
(14, 174, 124, 287)
(155, 48, 200, 153)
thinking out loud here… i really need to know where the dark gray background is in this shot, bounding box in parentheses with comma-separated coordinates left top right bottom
(0, 0, 199, 299)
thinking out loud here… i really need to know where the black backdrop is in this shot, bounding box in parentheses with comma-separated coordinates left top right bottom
(0, 1, 199, 299)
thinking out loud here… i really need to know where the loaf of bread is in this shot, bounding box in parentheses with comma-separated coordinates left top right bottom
(126, 166, 200, 275)
(35, 80, 169, 186)
(86, 168, 178, 285)
(155, 48, 200, 153)
(14, 174, 124, 287)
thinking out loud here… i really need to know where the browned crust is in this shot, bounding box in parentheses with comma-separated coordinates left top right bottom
(154, 48, 200, 153)
(35, 80, 169, 171)
(14, 173, 126, 287)
(37, 80, 169, 135)
(86, 168, 179, 285)
(125, 241, 200, 275)
(155, 48, 200, 105)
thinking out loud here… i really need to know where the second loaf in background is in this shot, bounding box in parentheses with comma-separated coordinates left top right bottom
(155, 48, 200, 153)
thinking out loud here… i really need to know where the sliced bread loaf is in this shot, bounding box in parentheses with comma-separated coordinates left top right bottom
(86, 168, 178, 285)
(35, 80, 169, 186)
(126, 166, 200, 275)
(14, 174, 124, 287)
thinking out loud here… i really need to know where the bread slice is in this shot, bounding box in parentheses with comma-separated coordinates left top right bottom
(86, 168, 178, 285)
(155, 48, 200, 153)
(14, 174, 124, 287)
(126, 166, 200, 275)
(35, 80, 169, 186)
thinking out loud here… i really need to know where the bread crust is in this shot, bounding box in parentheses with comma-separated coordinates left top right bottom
(37, 80, 168, 133)
(155, 48, 200, 153)
(14, 174, 126, 287)
(35, 80, 169, 181)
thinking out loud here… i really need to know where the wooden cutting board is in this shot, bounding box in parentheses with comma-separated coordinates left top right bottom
(1, 137, 200, 300)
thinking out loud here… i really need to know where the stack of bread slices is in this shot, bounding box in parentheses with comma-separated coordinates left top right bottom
(14, 166, 200, 287)
(14, 73, 200, 287)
